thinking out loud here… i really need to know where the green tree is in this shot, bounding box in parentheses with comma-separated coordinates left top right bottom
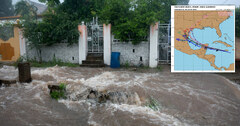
(15, 0, 44, 62)
(38, 0, 60, 7)
(100, 0, 176, 44)
(0, 0, 14, 17)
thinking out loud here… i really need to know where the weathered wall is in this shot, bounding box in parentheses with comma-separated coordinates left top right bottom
(112, 41, 149, 66)
(0, 26, 20, 62)
(27, 43, 79, 63)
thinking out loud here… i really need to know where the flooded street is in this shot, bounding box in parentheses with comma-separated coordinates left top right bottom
(0, 65, 240, 126)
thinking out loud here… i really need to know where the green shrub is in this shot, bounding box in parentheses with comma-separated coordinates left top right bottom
(59, 83, 66, 90)
(50, 91, 65, 100)
(157, 65, 162, 71)
(15, 57, 79, 68)
(124, 61, 130, 68)
(50, 83, 67, 100)
(146, 97, 161, 111)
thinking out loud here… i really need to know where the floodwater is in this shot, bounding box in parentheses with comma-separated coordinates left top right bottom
(0, 65, 240, 126)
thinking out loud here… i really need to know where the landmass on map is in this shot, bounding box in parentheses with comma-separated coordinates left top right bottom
(213, 40, 232, 47)
(174, 10, 234, 71)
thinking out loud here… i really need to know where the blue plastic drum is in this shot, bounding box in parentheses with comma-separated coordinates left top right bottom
(110, 52, 120, 68)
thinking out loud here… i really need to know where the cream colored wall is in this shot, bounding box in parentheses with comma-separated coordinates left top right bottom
(0, 26, 20, 62)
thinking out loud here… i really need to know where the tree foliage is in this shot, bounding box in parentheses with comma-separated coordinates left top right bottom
(18, 0, 185, 46)
(15, 0, 43, 61)
(100, 0, 176, 44)
(15, 0, 38, 20)
(0, 0, 14, 17)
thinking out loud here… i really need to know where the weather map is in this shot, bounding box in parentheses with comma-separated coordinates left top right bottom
(171, 5, 235, 72)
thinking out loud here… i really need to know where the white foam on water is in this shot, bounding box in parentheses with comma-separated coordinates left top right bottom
(31, 66, 67, 82)
(58, 99, 88, 111)
(76, 71, 158, 91)
(81, 71, 117, 88)
(0, 101, 6, 109)
(87, 106, 101, 126)
(219, 74, 240, 91)
(0, 65, 18, 80)
(108, 103, 191, 126)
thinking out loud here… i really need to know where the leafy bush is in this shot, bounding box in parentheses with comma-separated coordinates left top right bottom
(50, 90, 65, 100)
(124, 61, 130, 68)
(157, 65, 162, 71)
(50, 83, 67, 100)
(59, 83, 66, 90)
(146, 97, 161, 111)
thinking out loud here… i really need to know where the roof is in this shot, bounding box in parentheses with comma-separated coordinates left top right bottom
(28, 1, 47, 15)
(0, 0, 47, 20)
(0, 15, 43, 20)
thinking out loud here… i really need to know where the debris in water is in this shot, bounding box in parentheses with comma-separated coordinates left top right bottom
(0, 79, 17, 87)
(64, 86, 141, 105)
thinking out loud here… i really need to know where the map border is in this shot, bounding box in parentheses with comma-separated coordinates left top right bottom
(171, 5, 236, 73)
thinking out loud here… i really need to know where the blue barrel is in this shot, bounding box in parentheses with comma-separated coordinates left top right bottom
(110, 52, 120, 68)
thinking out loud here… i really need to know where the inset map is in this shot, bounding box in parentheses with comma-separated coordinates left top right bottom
(171, 5, 235, 72)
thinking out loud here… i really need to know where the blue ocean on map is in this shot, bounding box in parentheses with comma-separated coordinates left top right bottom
(181, 11, 235, 70)
(174, 49, 216, 71)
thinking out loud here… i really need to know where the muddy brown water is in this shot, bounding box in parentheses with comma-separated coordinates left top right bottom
(0, 65, 240, 126)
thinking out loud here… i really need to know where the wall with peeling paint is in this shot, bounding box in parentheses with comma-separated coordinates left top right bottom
(0, 26, 21, 62)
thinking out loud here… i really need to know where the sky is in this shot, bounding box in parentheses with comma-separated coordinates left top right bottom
(189, 0, 239, 7)
(12, 0, 240, 7)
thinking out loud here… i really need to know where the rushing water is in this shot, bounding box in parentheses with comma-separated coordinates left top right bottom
(0, 65, 240, 126)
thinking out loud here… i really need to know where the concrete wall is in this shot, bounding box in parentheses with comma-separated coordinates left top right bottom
(27, 43, 79, 63)
(112, 41, 149, 66)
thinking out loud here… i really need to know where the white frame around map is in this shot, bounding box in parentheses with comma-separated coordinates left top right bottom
(171, 5, 235, 73)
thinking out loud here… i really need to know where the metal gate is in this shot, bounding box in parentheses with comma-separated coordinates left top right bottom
(158, 23, 171, 64)
(87, 17, 103, 53)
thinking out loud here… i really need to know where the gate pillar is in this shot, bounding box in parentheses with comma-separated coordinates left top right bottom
(19, 29, 26, 58)
(103, 24, 111, 65)
(78, 23, 88, 64)
(149, 22, 159, 68)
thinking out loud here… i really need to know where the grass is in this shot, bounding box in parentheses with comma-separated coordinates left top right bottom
(13, 56, 79, 68)
(157, 65, 162, 71)
(145, 97, 161, 111)
(123, 61, 130, 69)
(29, 60, 79, 67)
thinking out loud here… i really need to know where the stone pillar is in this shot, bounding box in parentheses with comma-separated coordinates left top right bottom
(19, 29, 26, 57)
(18, 62, 32, 83)
(103, 24, 111, 65)
(149, 22, 159, 68)
(78, 23, 88, 64)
